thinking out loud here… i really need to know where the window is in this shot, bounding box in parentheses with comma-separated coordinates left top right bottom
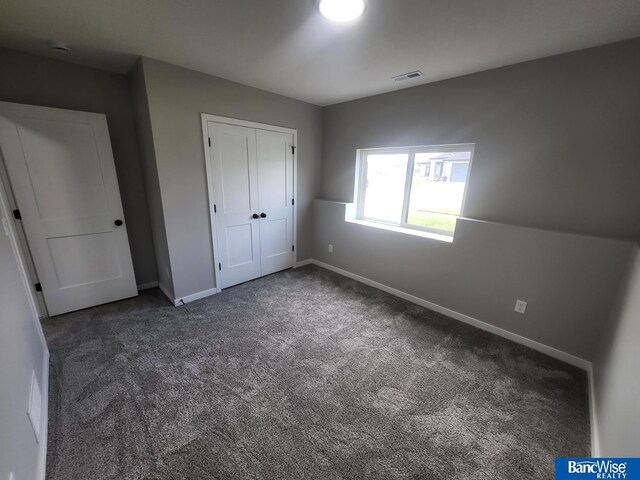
(356, 144, 474, 236)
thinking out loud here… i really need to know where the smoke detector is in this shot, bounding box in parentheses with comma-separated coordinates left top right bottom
(392, 70, 425, 82)
(49, 41, 71, 53)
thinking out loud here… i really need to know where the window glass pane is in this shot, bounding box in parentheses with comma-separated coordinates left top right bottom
(407, 151, 471, 233)
(362, 153, 408, 223)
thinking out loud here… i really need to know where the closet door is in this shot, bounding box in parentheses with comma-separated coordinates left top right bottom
(256, 129, 294, 276)
(208, 122, 261, 288)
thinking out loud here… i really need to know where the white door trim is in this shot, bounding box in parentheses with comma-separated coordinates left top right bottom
(201, 114, 298, 292)
(0, 156, 48, 318)
(0, 166, 49, 480)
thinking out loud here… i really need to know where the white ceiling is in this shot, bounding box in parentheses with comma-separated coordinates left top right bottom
(1, 0, 640, 106)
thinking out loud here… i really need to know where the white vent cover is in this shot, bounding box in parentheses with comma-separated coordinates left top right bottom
(27, 372, 42, 442)
(392, 70, 425, 82)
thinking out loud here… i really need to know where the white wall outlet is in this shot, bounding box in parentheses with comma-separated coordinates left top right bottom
(328, 244, 333, 253)
(9, 472, 16, 480)
(514, 300, 527, 314)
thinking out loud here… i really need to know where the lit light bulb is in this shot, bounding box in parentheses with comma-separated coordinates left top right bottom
(319, 0, 366, 23)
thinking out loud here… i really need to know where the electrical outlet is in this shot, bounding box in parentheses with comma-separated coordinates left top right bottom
(514, 300, 527, 314)
(328, 244, 333, 253)
(9, 472, 16, 480)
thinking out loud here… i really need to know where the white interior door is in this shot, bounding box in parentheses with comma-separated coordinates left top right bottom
(208, 122, 261, 289)
(256, 129, 294, 275)
(0, 102, 137, 316)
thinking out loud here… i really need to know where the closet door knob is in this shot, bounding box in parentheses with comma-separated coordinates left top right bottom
(252, 213, 259, 219)
(260, 213, 267, 218)
(114, 219, 123, 226)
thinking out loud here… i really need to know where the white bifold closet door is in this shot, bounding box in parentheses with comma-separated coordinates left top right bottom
(0, 101, 137, 316)
(207, 121, 294, 289)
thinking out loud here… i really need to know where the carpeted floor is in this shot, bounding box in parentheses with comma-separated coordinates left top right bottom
(42, 265, 590, 480)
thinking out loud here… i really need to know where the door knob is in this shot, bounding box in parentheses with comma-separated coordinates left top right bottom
(252, 213, 259, 219)
(114, 219, 123, 226)
(260, 213, 267, 218)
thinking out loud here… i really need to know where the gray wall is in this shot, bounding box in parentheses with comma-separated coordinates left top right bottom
(593, 244, 640, 456)
(322, 38, 640, 241)
(0, 182, 48, 480)
(128, 60, 174, 295)
(316, 39, 640, 361)
(0, 48, 158, 286)
(137, 57, 323, 299)
(314, 202, 632, 360)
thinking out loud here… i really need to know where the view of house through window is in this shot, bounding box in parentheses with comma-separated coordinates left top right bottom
(357, 144, 474, 235)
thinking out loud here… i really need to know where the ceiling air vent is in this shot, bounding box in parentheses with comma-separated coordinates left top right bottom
(392, 70, 425, 82)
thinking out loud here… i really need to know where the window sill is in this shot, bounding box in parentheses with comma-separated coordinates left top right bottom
(345, 218, 454, 243)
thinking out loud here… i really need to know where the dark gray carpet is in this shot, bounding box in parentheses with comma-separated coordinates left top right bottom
(42, 265, 590, 480)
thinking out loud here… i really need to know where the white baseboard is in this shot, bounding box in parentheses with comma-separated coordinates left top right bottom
(136, 280, 159, 291)
(588, 365, 601, 457)
(295, 259, 314, 268)
(159, 282, 218, 307)
(175, 288, 218, 306)
(308, 259, 591, 371)
(38, 350, 50, 480)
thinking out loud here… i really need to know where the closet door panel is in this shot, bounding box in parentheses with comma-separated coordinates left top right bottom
(256, 129, 294, 275)
(208, 122, 261, 288)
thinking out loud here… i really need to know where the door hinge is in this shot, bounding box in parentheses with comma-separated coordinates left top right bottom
(291, 198, 295, 206)
(291, 145, 296, 155)
(34, 282, 42, 292)
(208, 137, 211, 147)
(292, 245, 295, 252)
(13, 209, 22, 220)
(218, 263, 222, 271)
(213, 204, 217, 213)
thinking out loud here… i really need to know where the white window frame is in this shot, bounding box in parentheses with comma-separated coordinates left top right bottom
(355, 143, 475, 237)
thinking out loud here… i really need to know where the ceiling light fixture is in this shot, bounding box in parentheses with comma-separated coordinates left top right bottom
(318, 0, 365, 23)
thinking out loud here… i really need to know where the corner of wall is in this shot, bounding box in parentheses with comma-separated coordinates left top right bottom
(127, 57, 175, 298)
(590, 243, 640, 457)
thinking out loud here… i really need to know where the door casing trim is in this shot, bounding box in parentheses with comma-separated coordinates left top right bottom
(200, 114, 298, 293)
(0, 143, 50, 480)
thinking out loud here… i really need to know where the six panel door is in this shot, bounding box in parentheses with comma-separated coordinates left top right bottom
(0, 102, 138, 316)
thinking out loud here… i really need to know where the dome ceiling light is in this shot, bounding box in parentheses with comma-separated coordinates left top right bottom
(318, 0, 366, 23)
